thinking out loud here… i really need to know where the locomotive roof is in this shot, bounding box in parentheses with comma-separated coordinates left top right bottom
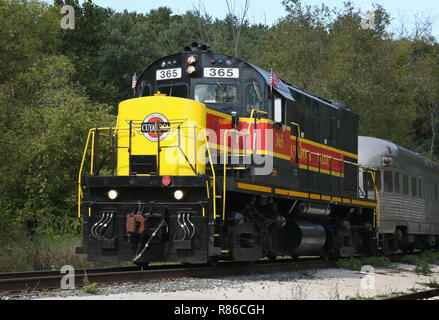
(139, 47, 346, 111)
(358, 136, 439, 174)
(249, 64, 342, 110)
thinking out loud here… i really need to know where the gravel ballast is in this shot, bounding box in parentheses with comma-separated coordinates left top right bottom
(2, 262, 438, 300)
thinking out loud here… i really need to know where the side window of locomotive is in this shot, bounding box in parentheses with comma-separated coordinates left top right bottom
(157, 84, 187, 98)
(384, 170, 393, 193)
(411, 177, 417, 197)
(394, 172, 400, 194)
(435, 184, 438, 202)
(140, 82, 151, 97)
(194, 84, 237, 104)
(246, 83, 262, 114)
(403, 175, 409, 195)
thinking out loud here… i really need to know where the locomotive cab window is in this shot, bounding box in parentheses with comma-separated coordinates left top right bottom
(246, 83, 262, 114)
(140, 82, 151, 97)
(194, 84, 237, 104)
(157, 84, 188, 98)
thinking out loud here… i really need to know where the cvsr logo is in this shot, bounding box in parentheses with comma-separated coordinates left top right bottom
(141, 113, 170, 142)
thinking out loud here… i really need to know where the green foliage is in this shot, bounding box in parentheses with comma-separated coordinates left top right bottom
(426, 278, 439, 288)
(415, 260, 433, 276)
(82, 271, 100, 294)
(336, 256, 391, 270)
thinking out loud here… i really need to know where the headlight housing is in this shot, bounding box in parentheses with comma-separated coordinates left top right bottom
(107, 189, 118, 200)
(174, 189, 184, 200)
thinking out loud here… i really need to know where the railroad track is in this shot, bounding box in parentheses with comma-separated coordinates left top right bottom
(383, 288, 439, 300)
(0, 259, 334, 294)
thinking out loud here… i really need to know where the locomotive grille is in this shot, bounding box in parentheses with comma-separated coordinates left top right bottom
(343, 156, 358, 195)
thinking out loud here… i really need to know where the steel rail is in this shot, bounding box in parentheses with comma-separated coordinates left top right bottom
(382, 288, 439, 300)
(0, 259, 334, 294)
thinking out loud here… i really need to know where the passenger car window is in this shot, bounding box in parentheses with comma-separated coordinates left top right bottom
(419, 180, 423, 199)
(394, 172, 400, 193)
(363, 171, 379, 192)
(375, 170, 381, 192)
(403, 175, 409, 195)
(194, 84, 237, 103)
(384, 170, 393, 192)
(411, 177, 417, 197)
(435, 184, 438, 202)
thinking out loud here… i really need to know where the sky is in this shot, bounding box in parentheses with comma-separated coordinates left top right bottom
(60, 0, 439, 38)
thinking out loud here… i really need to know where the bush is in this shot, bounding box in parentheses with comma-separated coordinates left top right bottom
(414, 260, 432, 276)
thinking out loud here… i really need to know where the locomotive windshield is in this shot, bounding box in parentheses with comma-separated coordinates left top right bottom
(194, 83, 237, 104)
(157, 84, 188, 98)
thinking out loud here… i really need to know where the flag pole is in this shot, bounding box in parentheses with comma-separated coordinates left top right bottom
(270, 68, 273, 94)
(132, 73, 137, 97)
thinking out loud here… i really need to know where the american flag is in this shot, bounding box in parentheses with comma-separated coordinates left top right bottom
(270, 68, 280, 89)
(131, 73, 137, 89)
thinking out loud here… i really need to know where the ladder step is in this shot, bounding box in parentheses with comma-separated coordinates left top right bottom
(215, 195, 222, 199)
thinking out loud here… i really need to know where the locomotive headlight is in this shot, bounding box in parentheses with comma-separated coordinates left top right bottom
(187, 55, 196, 64)
(108, 189, 119, 200)
(174, 189, 184, 200)
(186, 65, 196, 74)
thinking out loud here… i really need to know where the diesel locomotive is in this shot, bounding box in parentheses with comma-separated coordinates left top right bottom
(76, 43, 380, 266)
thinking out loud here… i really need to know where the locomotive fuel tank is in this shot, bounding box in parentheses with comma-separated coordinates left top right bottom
(289, 220, 326, 255)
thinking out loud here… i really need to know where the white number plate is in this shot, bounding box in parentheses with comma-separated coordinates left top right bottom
(204, 67, 239, 78)
(156, 68, 182, 80)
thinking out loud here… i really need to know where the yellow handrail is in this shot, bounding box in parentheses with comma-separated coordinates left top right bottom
(78, 126, 218, 221)
(200, 127, 217, 220)
(78, 129, 94, 218)
(222, 109, 268, 220)
(370, 170, 381, 228)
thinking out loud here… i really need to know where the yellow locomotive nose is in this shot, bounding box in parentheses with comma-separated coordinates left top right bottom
(116, 96, 207, 176)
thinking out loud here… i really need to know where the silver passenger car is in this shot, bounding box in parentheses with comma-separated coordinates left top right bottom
(358, 136, 439, 251)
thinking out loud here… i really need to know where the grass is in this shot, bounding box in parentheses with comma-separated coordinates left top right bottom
(336, 256, 391, 271)
(82, 272, 100, 294)
(420, 278, 439, 288)
(398, 251, 439, 276)
(0, 234, 132, 272)
(0, 234, 185, 273)
(348, 290, 416, 300)
(414, 260, 433, 276)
